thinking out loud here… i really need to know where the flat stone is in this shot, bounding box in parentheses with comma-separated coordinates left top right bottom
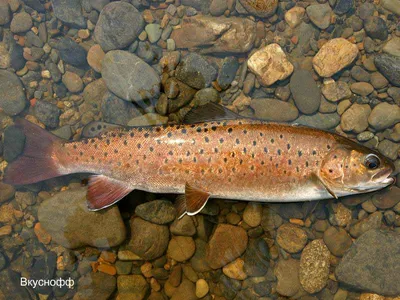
(56, 37, 87, 67)
(74, 272, 116, 300)
(206, 224, 248, 269)
(378, 139, 400, 160)
(243, 203, 262, 227)
(284, 6, 305, 28)
(381, 0, 400, 16)
(145, 24, 162, 44)
(10, 12, 32, 33)
(101, 92, 141, 126)
(0, 0, 10, 25)
(87, 44, 105, 73)
(217, 57, 239, 90)
(313, 38, 359, 77)
(290, 69, 321, 114)
(243, 238, 270, 277)
(306, 3, 332, 30)
(295, 112, 341, 130)
(167, 236, 195, 262)
(170, 215, 196, 236)
(171, 15, 256, 54)
(374, 54, 400, 87)
(334, 0, 354, 15)
(276, 223, 308, 253)
(175, 53, 217, 89)
(102, 50, 160, 102)
(33, 100, 61, 129)
(128, 217, 169, 260)
(371, 187, 400, 210)
(336, 229, 400, 296)
(0, 70, 27, 116)
(135, 200, 176, 225)
(299, 240, 330, 293)
(321, 80, 352, 102)
(250, 98, 299, 122)
(62, 71, 83, 93)
(323, 226, 353, 257)
(52, 0, 86, 28)
(349, 211, 382, 238)
(248, 43, 293, 86)
(0, 270, 31, 299)
(364, 16, 388, 41)
(274, 258, 301, 297)
(368, 102, 400, 130)
(340, 103, 371, 133)
(350, 82, 374, 96)
(118, 275, 149, 300)
(95, 2, 144, 52)
(238, 0, 278, 17)
(222, 258, 247, 280)
(38, 187, 126, 249)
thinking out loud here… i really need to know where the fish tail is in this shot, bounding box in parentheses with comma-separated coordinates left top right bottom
(3, 119, 65, 185)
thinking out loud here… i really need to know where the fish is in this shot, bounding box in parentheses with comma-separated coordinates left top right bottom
(3, 103, 395, 218)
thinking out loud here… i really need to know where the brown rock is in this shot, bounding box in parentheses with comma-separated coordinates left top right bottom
(222, 258, 247, 280)
(118, 275, 149, 300)
(349, 211, 382, 238)
(285, 7, 305, 28)
(0, 225, 11, 237)
(0, 182, 15, 203)
(274, 258, 301, 297)
(239, 0, 278, 17)
(167, 236, 196, 262)
(206, 224, 248, 269)
(171, 16, 256, 54)
(313, 38, 359, 77)
(0, 42, 10, 69)
(340, 103, 371, 133)
(371, 186, 400, 209)
(299, 239, 330, 293)
(323, 226, 352, 257)
(276, 223, 308, 253)
(62, 71, 84, 93)
(34, 222, 51, 245)
(248, 43, 294, 86)
(87, 44, 105, 73)
(350, 82, 374, 96)
(321, 79, 352, 102)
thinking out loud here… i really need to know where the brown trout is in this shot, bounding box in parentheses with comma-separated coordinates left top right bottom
(3, 103, 395, 217)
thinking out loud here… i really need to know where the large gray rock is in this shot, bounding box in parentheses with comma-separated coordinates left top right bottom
(38, 187, 126, 249)
(375, 54, 400, 87)
(176, 53, 217, 90)
(0, 70, 27, 116)
(250, 98, 299, 122)
(102, 50, 160, 102)
(56, 38, 87, 67)
(101, 92, 141, 125)
(94, 2, 144, 52)
(290, 69, 321, 115)
(368, 102, 400, 130)
(336, 229, 400, 296)
(52, 0, 86, 28)
(295, 112, 341, 130)
(171, 15, 256, 54)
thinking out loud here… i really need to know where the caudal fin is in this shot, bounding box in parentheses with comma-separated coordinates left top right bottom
(3, 119, 64, 185)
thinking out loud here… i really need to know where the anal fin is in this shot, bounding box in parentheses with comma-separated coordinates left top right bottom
(175, 183, 211, 219)
(87, 175, 133, 211)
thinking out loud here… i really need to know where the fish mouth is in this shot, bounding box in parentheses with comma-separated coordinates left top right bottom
(372, 168, 395, 186)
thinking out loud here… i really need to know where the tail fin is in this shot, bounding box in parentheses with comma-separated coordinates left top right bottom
(3, 119, 64, 185)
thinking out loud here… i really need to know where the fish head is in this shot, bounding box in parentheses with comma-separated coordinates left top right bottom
(320, 141, 395, 195)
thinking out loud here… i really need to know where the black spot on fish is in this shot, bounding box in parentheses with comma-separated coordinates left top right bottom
(243, 147, 247, 153)
(90, 139, 95, 144)
(137, 143, 141, 149)
(168, 151, 173, 155)
(236, 138, 240, 144)
(178, 159, 182, 164)
(201, 169, 205, 174)
(228, 128, 233, 133)
(164, 158, 168, 163)
(329, 169, 333, 173)
(193, 157, 197, 162)
(288, 159, 292, 165)
(224, 158, 228, 163)
(138, 128, 143, 132)
(200, 149, 204, 154)
(287, 144, 291, 150)
(280, 134, 283, 139)
(239, 159, 243, 165)
(83, 139, 89, 144)
(106, 139, 110, 145)
(185, 170, 190, 174)
(251, 153, 255, 159)
(228, 178, 232, 182)
(243, 130, 247, 134)
(296, 166, 300, 172)
(150, 147, 154, 152)
(275, 163, 279, 168)
(111, 132, 116, 138)
(327, 145, 331, 150)
(73, 145, 77, 149)
(284, 170, 287, 174)
(155, 127, 161, 132)
(114, 149, 118, 154)
(253, 141, 257, 146)
(278, 149, 281, 155)
(250, 166, 254, 170)
(260, 133, 263, 137)
(218, 168, 223, 173)
(124, 140, 128, 146)
(79, 151, 83, 156)
(264, 147, 268, 153)
(205, 137, 209, 143)
(144, 133, 150, 138)
(334, 155, 338, 159)
(196, 127, 202, 133)
(232, 167, 236, 172)
(271, 138, 274, 143)
(261, 161, 265, 165)
(186, 151, 190, 156)
(130, 132, 135, 137)
(306, 161, 309, 167)
(312, 150, 317, 155)
(219, 138, 224, 144)
(204, 128, 208, 132)
(298, 150, 302, 157)
(104, 152, 108, 157)
(181, 129, 187, 134)
(211, 126, 217, 131)
(167, 132, 172, 138)
(214, 148, 218, 153)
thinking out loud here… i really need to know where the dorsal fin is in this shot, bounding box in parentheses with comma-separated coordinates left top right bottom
(183, 102, 242, 124)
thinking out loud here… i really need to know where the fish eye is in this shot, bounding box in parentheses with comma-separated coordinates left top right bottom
(364, 154, 380, 170)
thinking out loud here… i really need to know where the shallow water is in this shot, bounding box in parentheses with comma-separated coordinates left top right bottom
(0, 0, 400, 299)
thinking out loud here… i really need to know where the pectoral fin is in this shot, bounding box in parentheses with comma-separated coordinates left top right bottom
(87, 175, 133, 211)
(311, 173, 338, 199)
(175, 183, 211, 219)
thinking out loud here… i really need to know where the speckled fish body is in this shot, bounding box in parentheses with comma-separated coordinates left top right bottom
(55, 119, 374, 201)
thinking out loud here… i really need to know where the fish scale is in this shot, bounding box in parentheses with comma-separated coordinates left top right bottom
(59, 119, 335, 201)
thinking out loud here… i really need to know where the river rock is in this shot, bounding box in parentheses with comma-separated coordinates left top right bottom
(217, 57, 239, 90)
(381, 0, 400, 15)
(175, 53, 217, 89)
(56, 37, 87, 67)
(87, 44, 105, 73)
(371, 187, 400, 210)
(340, 103, 371, 133)
(321, 79, 352, 102)
(0, 0, 10, 25)
(306, 3, 332, 30)
(167, 236, 195, 262)
(250, 98, 299, 122)
(248, 43, 293, 86)
(290, 69, 321, 114)
(238, 0, 278, 17)
(364, 16, 388, 41)
(102, 50, 160, 102)
(33, 100, 61, 128)
(206, 224, 248, 269)
(349, 211, 382, 238)
(222, 258, 247, 280)
(135, 200, 176, 225)
(276, 223, 308, 253)
(0, 70, 27, 115)
(243, 238, 270, 276)
(299, 240, 330, 293)
(368, 102, 400, 130)
(383, 37, 400, 57)
(284, 7, 305, 28)
(118, 275, 149, 300)
(295, 112, 341, 130)
(334, 0, 354, 14)
(38, 187, 126, 249)
(101, 92, 140, 125)
(0, 270, 31, 299)
(378, 139, 400, 160)
(74, 272, 116, 300)
(52, 0, 86, 28)
(336, 229, 400, 296)
(374, 54, 400, 87)
(128, 217, 169, 260)
(170, 215, 196, 236)
(171, 15, 256, 54)
(62, 71, 83, 93)
(313, 38, 359, 77)
(274, 258, 301, 297)
(10, 12, 32, 33)
(323, 226, 352, 257)
(94, 2, 144, 52)
(243, 203, 262, 227)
